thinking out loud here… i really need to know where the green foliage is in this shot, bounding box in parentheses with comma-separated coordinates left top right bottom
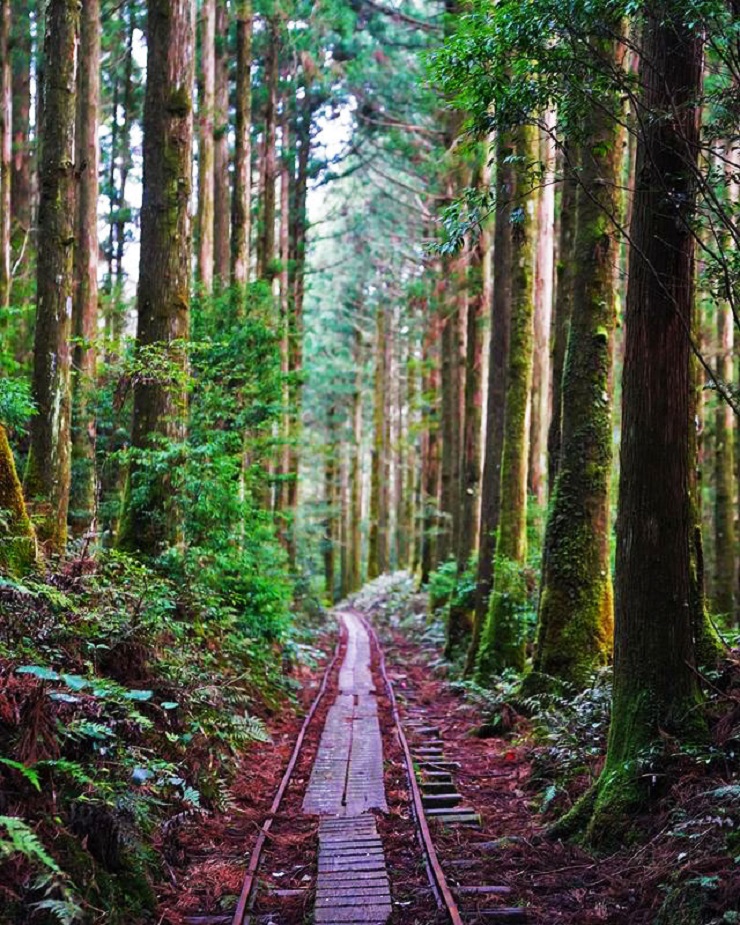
(525, 670, 613, 793)
(0, 378, 36, 432)
(0, 816, 62, 874)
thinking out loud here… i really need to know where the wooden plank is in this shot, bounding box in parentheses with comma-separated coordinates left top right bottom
(315, 905, 392, 923)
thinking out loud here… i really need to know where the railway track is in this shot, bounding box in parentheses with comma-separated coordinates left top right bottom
(221, 606, 526, 925)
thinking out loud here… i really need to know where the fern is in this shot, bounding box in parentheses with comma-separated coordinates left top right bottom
(0, 758, 41, 791)
(31, 898, 84, 925)
(35, 759, 93, 786)
(0, 816, 61, 873)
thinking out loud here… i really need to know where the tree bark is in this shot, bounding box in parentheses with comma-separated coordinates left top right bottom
(0, 0, 11, 313)
(534, 38, 621, 688)
(349, 325, 364, 591)
(257, 19, 279, 281)
(324, 405, 338, 604)
(465, 135, 513, 674)
(197, 0, 215, 293)
(447, 204, 489, 656)
(368, 305, 387, 579)
(583, 6, 707, 842)
(10, 0, 32, 257)
(420, 300, 441, 583)
(713, 303, 735, 619)
(117, 0, 194, 556)
(529, 123, 555, 505)
(70, 0, 100, 537)
(213, 0, 230, 289)
(475, 125, 537, 680)
(547, 153, 577, 494)
(231, 0, 252, 292)
(25, 0, 79, 553)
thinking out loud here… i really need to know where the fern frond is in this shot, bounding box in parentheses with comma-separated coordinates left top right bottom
(0, 816, 61, 873)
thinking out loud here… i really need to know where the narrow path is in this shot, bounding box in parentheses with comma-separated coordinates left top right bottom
(302, 611, 392, 925)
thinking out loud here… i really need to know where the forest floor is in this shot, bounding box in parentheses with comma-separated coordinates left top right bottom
(156, 576, 740, 925)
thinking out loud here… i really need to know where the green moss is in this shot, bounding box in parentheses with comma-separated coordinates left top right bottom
(166, 85, 191, 118)
(52, 829, 157, 924)
(654, 879, 712, 925)
(476, 556, 528, 679)
(0, 425, 38, 575)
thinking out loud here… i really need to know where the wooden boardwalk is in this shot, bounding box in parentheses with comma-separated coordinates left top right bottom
(303, 612, 391, 925)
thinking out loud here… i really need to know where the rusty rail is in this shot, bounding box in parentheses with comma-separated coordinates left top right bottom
(230, 625, 344, 925)
(361, 612, 465, 925)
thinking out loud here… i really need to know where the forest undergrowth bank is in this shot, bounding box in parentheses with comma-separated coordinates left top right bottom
(0, 544, 330, 925)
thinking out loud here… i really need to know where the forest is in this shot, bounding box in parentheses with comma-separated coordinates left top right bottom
(1, 0, 740, 922)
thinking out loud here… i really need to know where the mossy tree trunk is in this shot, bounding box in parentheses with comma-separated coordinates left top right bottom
(438, 260, 463, 565)
(285, 92, 312, 566)
(533, 37, 621, 688)
(420, 298, 441, 584)
(10, 0, 33, 265)
(582, 6, 707, 842)
(197, 0, 215, 294)
(447, 196, 490, 657)
(0, 425, 37, 574)
(25, 0, 80, 554)
(0, 0, 11, 315)
(465, 135, 513, 675)
(257, 18, 278, 282)
(349, 324, 364, 592)
(546, 153, 577, 495)
(117, 0, 194, 557)
(529, 124, 554, 506)
(231, 0, 252, 293)
(713, 305, 735, 620)
(70, 0, 100, 538)
(475, 124, 537, 680)
(368, 305, 387, 580)
(275, 105, 292, 519)
(324, 405, 337, 604)
(213, 0, 230, 289)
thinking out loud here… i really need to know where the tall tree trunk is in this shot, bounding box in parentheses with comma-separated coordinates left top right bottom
(324, 406, 337, 604)
(420, 295, 442, 583)
(70, 0, 100, 537)
(339, 440, 350, 600)
(465, 136, 512, 674)
(231, 0, 252, 292)
(713, 303, 735, 619)
(475, 125, 537, 679)
(257, 19, 278, 282)
(582, 6, 707, 842)
(447, 213, 489, 656)
(534, 38, 621, 688)
(0, 0, 11, 314)
(350, 325, 364, 591)
(213, 0, 230, 289)
(438, 274, 462, 564)
(197, 0, 215, 293)
(25, 0, 79, 553)
(547, 153, 577, 494)
(10, 0, 32, 257)
(276, 107, 291, 516)
(368, 306, 387, 579)
(117, 0, 194, 556)
(403, 314, 419, 572)
(529, 123, 554, 504)
(105, 11, 135, 346)
(285, 94, 311, 564)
